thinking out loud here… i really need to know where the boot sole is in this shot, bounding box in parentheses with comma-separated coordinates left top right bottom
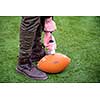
(16, 68, 48, 80)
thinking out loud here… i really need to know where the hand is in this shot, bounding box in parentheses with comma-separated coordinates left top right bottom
(44, 31, 56, 54)
(44, 17, 57, 32)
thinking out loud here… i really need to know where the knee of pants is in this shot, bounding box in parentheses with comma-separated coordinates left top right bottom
(20, 16, 41, 33)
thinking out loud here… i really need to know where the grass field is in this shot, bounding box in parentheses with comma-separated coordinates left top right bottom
(0, 16, 100, 83)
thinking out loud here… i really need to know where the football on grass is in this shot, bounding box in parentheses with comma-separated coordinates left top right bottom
(37, 53, 71, 73)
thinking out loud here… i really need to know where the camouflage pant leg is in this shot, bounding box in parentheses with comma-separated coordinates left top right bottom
(19, 16, 41, 62)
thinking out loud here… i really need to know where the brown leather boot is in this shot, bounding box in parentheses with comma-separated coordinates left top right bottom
(16, 58, 48, 80)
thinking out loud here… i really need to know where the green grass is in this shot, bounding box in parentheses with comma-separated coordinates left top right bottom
(0, 16, 100, 83)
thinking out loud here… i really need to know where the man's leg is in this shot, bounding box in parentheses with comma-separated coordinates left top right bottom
(31, 16, 55, 62)
(31, 20, 46, 62)
(17, 16, 48, 80)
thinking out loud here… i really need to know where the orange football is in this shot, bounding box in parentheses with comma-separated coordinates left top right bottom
(37, 53, 71, 73)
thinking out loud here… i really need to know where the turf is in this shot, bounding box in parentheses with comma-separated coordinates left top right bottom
(0, 16, 100, 83)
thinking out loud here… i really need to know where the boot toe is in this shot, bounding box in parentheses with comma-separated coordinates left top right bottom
(31, 67, 48, 80)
